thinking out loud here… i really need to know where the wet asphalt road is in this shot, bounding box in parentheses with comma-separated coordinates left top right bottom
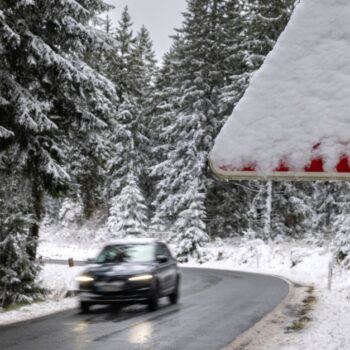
(0, 267, 289, 350)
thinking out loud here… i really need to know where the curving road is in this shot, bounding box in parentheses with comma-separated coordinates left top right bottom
(0, 267, 289, 350)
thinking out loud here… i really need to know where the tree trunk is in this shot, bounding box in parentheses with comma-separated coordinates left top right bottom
(28, 177, 43, 260)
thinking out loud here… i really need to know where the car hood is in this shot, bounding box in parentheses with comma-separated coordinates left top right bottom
(84, 262, 155, 278)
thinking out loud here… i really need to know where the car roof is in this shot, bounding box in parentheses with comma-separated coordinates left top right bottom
(106, 237, 163, 246)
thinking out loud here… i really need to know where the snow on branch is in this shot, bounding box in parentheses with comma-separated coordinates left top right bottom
(29, 36, 115, 96)
(1, 72, 58, 133)
(0, 17, 21, 48)
(41, 148, 70, 181)
(0, 126, 14, 139)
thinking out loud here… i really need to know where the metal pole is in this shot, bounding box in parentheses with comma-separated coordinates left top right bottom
(264, 180, 272, 241)
(328, 259, 333, 291)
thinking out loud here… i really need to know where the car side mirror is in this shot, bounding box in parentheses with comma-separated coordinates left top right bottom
(156, 255, 168, 264)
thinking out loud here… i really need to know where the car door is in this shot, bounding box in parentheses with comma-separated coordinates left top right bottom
(155, 243, 177, 294)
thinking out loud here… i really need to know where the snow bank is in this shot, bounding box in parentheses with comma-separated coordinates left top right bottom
(211, 0, 350, 174)
(0, 264, 83, 326)
(38, 224, 104, 260)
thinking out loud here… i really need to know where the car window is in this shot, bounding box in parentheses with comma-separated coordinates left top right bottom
(96, 244, 155, 263)
(156, 244, 173, 259)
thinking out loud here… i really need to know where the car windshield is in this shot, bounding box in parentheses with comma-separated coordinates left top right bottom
(95, 244, 155, 264)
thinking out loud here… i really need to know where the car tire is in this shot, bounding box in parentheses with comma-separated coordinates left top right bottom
(111, 303, 121, 313)
(80, 301, 91, 314)
(148, 280, 159, 312)
(169, 277, 180, 305)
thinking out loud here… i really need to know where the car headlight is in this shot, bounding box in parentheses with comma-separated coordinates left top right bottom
(128, 274, 153, 282)
(75, 275, 94, 283)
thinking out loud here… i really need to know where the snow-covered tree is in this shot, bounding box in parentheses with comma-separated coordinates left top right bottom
(107, 173, 148, 237)
(244, 0, 295, 71)
(151, 0, 251, 255)
(105, 8, 157, 235)
(270, 182, 312, 240)
(0, 170, 44, 308)
(0, 0, 116, 304)
(173, 181, 209, 261)
(148, 44, 184, 233)
(206, 181, 252, 237)
(334, 214, 350, 269)
(106, 95, 150, 233)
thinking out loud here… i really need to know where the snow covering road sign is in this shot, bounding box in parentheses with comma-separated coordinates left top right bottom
(210, 0, 350, 181)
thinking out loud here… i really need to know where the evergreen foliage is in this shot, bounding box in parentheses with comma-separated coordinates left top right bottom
(173, 181, 209, 261)
(105, 7, 157, 236)
(6, 0, 350, 306)
(107, 173, 148, 237)
(0, 170, 44, 308)
(150, 0, 294, 258)
(0, 0, 116, 304)
(151, 0, 246, 253)
(244, 0, 295, 71)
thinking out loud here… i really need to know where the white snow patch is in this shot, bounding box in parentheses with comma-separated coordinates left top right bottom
(0, 298, 77, 326)
(38, 223, 104, 260)
(211, 0, 350, 172)
(0, 264, 83, 326)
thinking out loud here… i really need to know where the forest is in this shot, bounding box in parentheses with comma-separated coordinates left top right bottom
(1, 0, 349, 307)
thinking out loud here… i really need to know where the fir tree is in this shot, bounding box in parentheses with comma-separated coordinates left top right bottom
(151, 0, 248, 256)
(0, 0, 116, 304)
(150, 0, 296, 257)
(107, 172, 148, 237)
(244, 0, 295, 71)
(0, 168, 45, 308)
(149, 44, 184, 232)
(105, 8, 156, 236)
(174, 181, 209, 262)
(273, 182, 313, 240)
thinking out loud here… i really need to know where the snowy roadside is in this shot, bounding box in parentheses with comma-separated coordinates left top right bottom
(2, 228, 350, 350)
(185, 240, 350, 350)
(0, 264, 83, 326)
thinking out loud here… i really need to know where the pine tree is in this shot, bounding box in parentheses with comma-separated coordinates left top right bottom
(309, 182, 350, 241)
(0, 168, 45, 308)
(244, 0, 295, 71)
(111, 7, 137, 100)
(107, 173, 148, 237)
(173, 181, 209, 262)
(106, 95, 150, 233)
(149, 44, 184, 232)
(150, 0, 296, 256)
(105, 8, 157, 236)
(0, 0, 116, 304)
(151, 0, 248, 256)
(206, 181, 252, 237)
(218, 0, 251, 117)
(134, 26, 157, 93)
(68, 133, 110, 219)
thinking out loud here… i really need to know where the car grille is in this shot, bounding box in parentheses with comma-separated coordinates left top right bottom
(93, 275, 126, 283)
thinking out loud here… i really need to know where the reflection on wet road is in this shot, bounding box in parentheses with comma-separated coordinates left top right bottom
(0, 268, 289, 350)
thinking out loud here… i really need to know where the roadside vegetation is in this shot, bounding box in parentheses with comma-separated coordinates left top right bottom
(4, 0, 350, 311)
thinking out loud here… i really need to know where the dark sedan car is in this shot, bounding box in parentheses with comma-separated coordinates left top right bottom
(75, 239, 180, 313)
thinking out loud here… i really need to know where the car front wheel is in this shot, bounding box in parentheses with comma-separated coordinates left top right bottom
(169, 277, 179, 304)
(80, 301, 91, 314)
(148, 280, 160, 311)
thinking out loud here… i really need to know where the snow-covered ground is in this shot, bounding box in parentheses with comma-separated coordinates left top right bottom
(0, 264, 83, 326)
(2, 227, 350, 350)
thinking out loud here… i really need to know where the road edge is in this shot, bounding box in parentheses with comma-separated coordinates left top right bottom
(222, 275, 300, 350)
